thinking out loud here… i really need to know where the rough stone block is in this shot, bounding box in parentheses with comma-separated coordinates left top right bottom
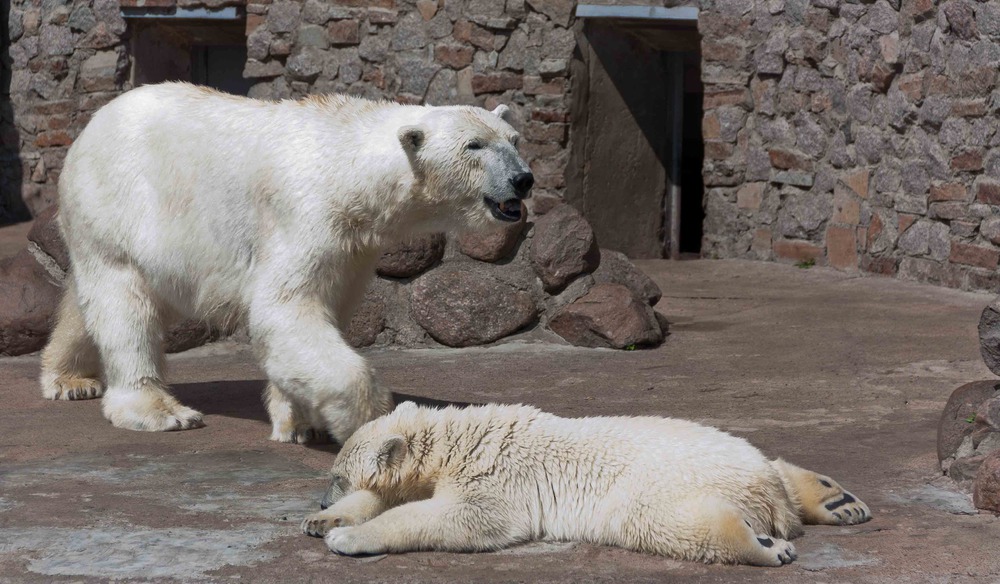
(773, 239, 823, 262)
(951, 242, 1000, 270)
(377, 233, 446, 278)
(548, 284, 662, 349)
(410, 262, 537, 347)
(826, 225, 858, 270)
(529, 204, 600, 292)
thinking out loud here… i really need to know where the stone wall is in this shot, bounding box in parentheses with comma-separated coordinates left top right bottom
(242, 0, 577, 205)
(699, 0, 1000, 292)
(7, 0, 1000, 293)
(6, 0, 132, 216)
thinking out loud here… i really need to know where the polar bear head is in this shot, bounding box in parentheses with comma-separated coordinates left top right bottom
(398, 105, 534, 230)
(319, 402, 425, 509)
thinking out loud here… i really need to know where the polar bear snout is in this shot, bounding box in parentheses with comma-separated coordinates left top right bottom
(510, 172, 534, 198)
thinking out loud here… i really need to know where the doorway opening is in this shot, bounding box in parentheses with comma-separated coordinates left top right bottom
(567, 5, 703, 259)
(127, 8, 252, 96)
(680, 52, 704, 256)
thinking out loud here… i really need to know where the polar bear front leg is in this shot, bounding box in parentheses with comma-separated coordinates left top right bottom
(249, 265, 393, 445)
(263, 382, 331, 444)
(74, 259, 204, 432)
(301, 489, 386, 537)
(324, 495, 520, 555)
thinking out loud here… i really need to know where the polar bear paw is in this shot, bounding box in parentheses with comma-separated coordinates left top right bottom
(820, 490, 871, 525)
(302, 510, 363, 538)
(102, 381, 204, 432)
(324, 526, 385, 556)
(43, 375, 105, 401)
(754, 535, 797, 566)
(270, 425, 332, 445)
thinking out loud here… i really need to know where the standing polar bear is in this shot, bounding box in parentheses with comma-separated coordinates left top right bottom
(302, 402, 871, 566)
(40, 82, 533, 444)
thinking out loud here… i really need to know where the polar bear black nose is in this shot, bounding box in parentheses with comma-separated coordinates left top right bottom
(511, 173, 534, 197)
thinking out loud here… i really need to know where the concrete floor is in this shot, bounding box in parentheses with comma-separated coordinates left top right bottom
(1, 259, 999, 583)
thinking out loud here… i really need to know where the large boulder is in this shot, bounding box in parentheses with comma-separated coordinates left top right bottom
(377, 233, 446, 278)
(458, 206, 526, 262)
(0, 249, 62, 356)
(410, 262, 537, 347)
(979, 298, 1000, 376)
(529, 204, 600, 292)
(938, 381, 1000, 463)
(165, 320, 220, 354)
(973, 450, 1000, 512)
(26, 205, 70, 270)
(591, 249, 662, 306)
(346, 279, 389, 347)
(547, 283, 663, 349)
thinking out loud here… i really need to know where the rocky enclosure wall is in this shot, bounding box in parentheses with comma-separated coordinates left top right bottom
(7, 0, 1000, 294)
(699, 0, 1000, 291)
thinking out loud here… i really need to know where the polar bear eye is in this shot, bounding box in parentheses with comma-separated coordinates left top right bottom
(466, 140, 484, 151)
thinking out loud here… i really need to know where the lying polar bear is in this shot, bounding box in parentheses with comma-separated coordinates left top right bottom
(302, 402, 871, 566)
(40, 82, 533, 444)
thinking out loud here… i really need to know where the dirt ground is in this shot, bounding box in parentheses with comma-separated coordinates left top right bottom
(1, 258, 999, 583)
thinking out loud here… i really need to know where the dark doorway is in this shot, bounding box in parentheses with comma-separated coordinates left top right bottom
(1, 0, 29, 226)
(567, 9, 703, 259)
(130, 18, 252, 96)
(680, 53, 704, 255)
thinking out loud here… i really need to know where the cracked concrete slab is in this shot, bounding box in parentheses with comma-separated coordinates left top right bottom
(2, 259, 1000, 583)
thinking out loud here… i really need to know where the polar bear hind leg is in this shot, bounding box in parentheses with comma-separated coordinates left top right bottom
(636, 495, 797, 566)
(771, 459, 871, 526)
(74, 257, 204, 431)
(40, 280, 104, 401)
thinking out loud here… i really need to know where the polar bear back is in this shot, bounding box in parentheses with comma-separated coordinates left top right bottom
(56, 83, 425, 318)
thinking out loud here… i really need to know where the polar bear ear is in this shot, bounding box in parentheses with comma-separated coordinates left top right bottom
(398, 125, 426, 158)
(491, 104, 513, 123)
(368, 435, 407, 478)
(394, 401, 419, 414)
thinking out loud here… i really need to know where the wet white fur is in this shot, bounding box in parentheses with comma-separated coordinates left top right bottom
(40, 82, 530, 443)
(304, 403, 871, 566)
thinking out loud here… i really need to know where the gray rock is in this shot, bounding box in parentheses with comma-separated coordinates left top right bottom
(410, 262, 538, 347)
(391, 12, 430, 51)
(980, 300, 1000, 377)
(267, 1, 301, 34)
(67, 4, 95, 32)
(165, 320, 220, 354)
(974, 451, 1000, 512)
(529, 204, 600, 292)
(548, 284, 663, 349)
(948, 455, 985, 482)
(39, 24, 73, 56)
(26, 205, 69, 271)
(591, 249, 662, 306)
(939, 380, 1000, 462)
(396, 56, 441, 97)
(897, 220, 929, 256)
(297, 25, 330, 49)
(458, 211, 526, 262)
(377, 234, 446, 278)
(346, 280, 388, 347)
(287, 48, 323, 80)
(0, 249, 61, 356)
(9, 9, 23, 42)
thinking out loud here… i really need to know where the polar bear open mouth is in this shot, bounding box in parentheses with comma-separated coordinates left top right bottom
(485, 197, 522, 222)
